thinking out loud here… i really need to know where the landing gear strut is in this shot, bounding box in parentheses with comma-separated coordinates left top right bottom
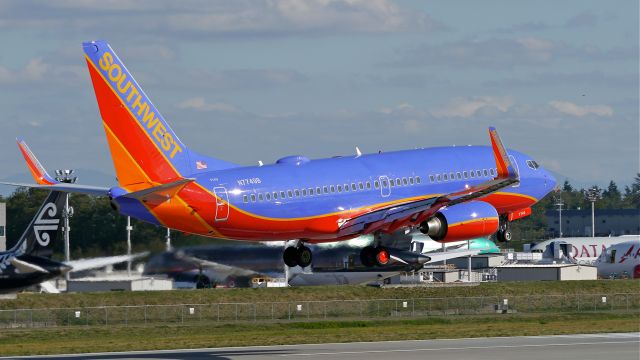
(283, 244, 313, 268)
(497, 215, 512, 243)
(360, 246, 390, 267)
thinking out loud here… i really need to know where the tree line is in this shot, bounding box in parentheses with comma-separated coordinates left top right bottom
(0, 174, 638, 257)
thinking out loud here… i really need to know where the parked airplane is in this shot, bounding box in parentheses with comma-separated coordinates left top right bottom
(594, 240, 640, 279)
(0, 190, 142, 293)
(4, 40, 556, 269)
(530, 235, 640, 264)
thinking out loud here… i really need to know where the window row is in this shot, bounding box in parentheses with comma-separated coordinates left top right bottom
(242, 176, 422, 203)
(428, 168, 498, 183)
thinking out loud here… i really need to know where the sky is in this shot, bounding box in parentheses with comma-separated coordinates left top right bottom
(0, 0, 637, 190)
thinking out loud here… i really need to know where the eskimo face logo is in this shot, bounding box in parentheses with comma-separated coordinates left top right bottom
(33, 203, 60, 247)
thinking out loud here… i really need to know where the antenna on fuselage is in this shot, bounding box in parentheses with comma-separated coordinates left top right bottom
(258, 161, 264, 166)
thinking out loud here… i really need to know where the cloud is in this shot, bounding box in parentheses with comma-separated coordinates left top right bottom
(176, 97, 237, 112)
(430, 96, 514, 118)
(392, 37, 636, 68)
(566, 11, 598, 28)
(549, 100, 613, 117)
(0, 58, 85, 85)
(0, 0, 440, 37)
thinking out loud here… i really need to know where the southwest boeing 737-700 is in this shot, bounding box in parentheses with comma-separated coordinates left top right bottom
(4, 40, 556, 268)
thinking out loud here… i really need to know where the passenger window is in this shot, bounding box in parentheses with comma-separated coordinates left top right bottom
(359, 182, 364, 190)
(449, 173, 454, 180)
(344, 184, 349, 192)
(409, 177, 414, 185)
(302, 189, 307, 196)
(295, 189, 300, 197)
(266, 193, 271, 201)
(429, 175, 435, 182)
(490, 169, 495, 176)
(351, 183, 357, 191)
(309, 188, 314, 196)
(374, 180, 380, 189)
(483, 169, 488, 177)
(258, 193, 264, 201)
(337, 185, 342, 192)
(273, 192, 278, 200)
(437, 174, 441, 181)
(382, 179, 388, 187)
(288, 190, 293, 198)
(316, 187, 322, 194)
(443, 173, 448, 181)
(243, 195, 248, 203)
(323, 186, 329, 194)
(457, 172, 462, 180)
(251, 194, 256, 202)
(366, 181, 371, 189)
(403, 178, 408, 185)
(463, 171, 468, 179)
(416, 176, 421, 184)
(281, 191, 286, 198)
(389, 180, 394, 187)
(330, 185, 335, 193)
(394, 178, 400, 187)
(476, 170, 482, 177)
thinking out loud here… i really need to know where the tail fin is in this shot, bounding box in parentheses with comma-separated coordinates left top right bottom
(9, 191, 66, 258)
(16, 138, 58, 185)
(82, 40, 236, 189)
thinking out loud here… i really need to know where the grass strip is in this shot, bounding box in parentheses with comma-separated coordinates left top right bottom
(0, 312, 638, 356)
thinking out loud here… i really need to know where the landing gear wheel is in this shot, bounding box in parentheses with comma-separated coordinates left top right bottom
(502, 229, 513, 242)
(283, 246, 299, 267)
(297, 246, 313, 268)
(374, 247, 390, 266)
(360, 246, 376, 267)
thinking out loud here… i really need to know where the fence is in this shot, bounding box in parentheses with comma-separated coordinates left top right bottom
(1, 293, 638, 329)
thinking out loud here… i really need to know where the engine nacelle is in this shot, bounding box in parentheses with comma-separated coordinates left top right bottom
(419, 201, 499, 242)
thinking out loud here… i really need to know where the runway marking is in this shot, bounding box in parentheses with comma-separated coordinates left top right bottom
(277, 340, 639, 357)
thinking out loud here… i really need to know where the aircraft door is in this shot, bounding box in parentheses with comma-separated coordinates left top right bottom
(379, 176, 391, 197)
(213, 187, 229, 222)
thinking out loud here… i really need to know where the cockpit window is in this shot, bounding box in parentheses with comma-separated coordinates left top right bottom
(526, 160, 540, 170)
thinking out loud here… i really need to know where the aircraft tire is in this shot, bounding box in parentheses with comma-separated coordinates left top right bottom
(360, 246, 376, 267)
(283, 246, 299, 267)
(503, 229, 513, 242)
(297, 246, 313, 268)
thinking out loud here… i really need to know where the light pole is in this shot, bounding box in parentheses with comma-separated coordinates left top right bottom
(553, 190, 564, 238)
(126, 216, 132, 276)
(165, 228, 172, 251)
(55, 170, 77, 280)
(585, 187, 602, 237)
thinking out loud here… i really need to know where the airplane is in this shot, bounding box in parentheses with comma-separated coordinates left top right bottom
(529, 235, 640, 264)
(594, 240, 640, 279)
(3, 40, 556, 269)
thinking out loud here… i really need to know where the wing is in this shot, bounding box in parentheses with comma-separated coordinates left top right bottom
(338, 127, 519, 238)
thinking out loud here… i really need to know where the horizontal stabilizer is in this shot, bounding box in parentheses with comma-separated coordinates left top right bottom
(121, 178, 194, 206)
(0, 182, 110, 196)
(16, 138, 57, 185)
(66, 252, 148, 272)
(10, 258, 49, 274)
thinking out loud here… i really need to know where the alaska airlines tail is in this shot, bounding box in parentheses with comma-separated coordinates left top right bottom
(8, 191, 66, 258)
(83, 40, 237, 190)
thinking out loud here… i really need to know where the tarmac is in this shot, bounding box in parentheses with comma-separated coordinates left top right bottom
(7, 333, 639, 359)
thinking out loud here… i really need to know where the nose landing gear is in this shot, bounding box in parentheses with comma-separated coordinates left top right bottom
(497, 215, 513, 242)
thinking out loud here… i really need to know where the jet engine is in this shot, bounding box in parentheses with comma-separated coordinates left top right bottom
(419, 201, 499, 242)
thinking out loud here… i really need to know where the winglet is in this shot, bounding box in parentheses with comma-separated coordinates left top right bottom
(16, 138, 58, 185)
(488, 127, 516, 178)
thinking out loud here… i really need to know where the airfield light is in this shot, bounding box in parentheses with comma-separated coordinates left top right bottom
(584, 187, 602, 237)
(55, 169, 77, 280)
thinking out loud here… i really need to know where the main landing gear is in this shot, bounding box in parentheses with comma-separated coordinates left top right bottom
(283, 244, 313, 268)
(360, 245, 391, 267)
(496, 215, 513, 243)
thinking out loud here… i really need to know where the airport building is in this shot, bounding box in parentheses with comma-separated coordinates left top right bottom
(0, 202, 5, 251)
(546, 208, 640, 237)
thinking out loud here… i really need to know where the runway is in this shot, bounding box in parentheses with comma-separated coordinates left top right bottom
(8, 333, 639, 359)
